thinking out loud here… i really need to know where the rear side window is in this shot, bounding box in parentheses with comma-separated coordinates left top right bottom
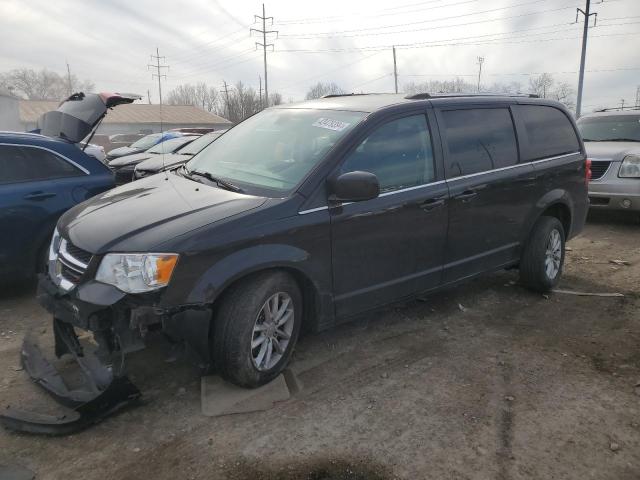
(441, 108, 518, 178)
(0, 145, 82, 184)
(340, 114, 435, 193)
(514, 105, 580, 161)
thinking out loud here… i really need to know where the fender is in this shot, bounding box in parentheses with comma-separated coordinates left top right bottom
(182, 243, 334, 331)
(520, 188, 574, 244)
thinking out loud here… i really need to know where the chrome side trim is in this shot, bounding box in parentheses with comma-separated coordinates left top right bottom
(530, 151, 581, 165)
(298, 206, 329, 215)
(379, 180, 446, 197)
(297, 152, 582, 215)
(0, 142, 91, 174)
(446, 152, 581, 183)
(298, 180, 447, 214)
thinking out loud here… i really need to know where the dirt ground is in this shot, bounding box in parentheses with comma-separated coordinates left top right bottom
(1, 211, 639, 480)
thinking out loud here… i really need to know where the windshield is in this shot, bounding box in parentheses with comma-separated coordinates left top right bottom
(578, 115, 640, 142)
(186, 108, 366, 195)
(131, 133, 163, 149)
(177, 132, 222, 155)
(148, 136, 195, 154)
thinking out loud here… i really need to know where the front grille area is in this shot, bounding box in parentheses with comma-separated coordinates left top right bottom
(64, 242, 92, 265)
(590, 160, 611, 181)
(57, 239, 91, 286)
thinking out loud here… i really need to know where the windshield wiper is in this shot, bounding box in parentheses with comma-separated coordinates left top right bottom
(184, 167, 243, 193)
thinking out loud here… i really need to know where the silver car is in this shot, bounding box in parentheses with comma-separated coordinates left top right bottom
(577, 110, 640, 216)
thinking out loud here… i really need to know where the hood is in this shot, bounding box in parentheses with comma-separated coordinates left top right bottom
(136, 153, 193, 172)
(108, 151, 156, 168)
(107, 145, 142, 159)
(584, 141, 640, 161)
(38, 92, 141, 144)
(58, 172, 267, 254)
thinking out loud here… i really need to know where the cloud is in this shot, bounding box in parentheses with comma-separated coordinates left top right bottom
(1, 0, 638, 109)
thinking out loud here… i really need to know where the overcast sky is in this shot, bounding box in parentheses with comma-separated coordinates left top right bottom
(1, 0, 639, 111)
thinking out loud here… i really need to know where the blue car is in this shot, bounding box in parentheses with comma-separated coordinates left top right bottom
(0, 92, 139, 279)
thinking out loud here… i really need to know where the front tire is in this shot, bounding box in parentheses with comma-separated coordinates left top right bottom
(519, 216, 565, 293)
(212, 271, 302, 388)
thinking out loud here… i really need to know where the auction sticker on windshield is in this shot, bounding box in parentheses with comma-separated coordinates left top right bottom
(312, 118, 351, 131)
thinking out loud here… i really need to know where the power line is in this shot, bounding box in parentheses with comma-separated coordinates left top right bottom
(401, 66, 640, 77)
(278, 6, 583, 41)
(174, 48, 256, 77)
(276, 0, 485, 25)
(274, 29, 640, 54)
(170, 29, 251, 64)
(148, 47, 169, 106)
(251, 4, 278, 108)
(276, 51, 384, 92)
(279, 0, 574, 38)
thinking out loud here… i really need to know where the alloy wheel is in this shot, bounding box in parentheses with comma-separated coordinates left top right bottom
(251, 292, 295, 371)
(544, 228, 562, 280)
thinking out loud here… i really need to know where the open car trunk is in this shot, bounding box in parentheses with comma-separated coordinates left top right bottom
(38, 92, 141, 144)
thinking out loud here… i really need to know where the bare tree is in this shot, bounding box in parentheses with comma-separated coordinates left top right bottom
(550, 81, 576, 110)
(528, 73, 555, 98)
(305, 82, 345, 100)
(0, 68, 93, 100)
(269, 92, 283, 106)
(167, 81, 282, 121)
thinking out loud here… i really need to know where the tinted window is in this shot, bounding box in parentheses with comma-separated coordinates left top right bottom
(577, 115, 640, 142)
(441, 108, 518, 178)
(0, 145, 82, 184)
(340, 115, 435, 193)
(514, 105, 580, 161)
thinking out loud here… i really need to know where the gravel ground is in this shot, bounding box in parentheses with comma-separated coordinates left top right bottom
(0, 211, 639, 480)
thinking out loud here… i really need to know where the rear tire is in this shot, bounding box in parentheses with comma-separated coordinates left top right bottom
(212, 271, 302, 388)
(519, 216, 565, 293)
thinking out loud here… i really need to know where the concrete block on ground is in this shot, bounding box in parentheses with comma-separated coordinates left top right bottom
(201, 369, 300, 417)
(0, 465, 35, 480)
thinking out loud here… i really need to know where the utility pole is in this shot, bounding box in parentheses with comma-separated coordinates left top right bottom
(148, 47, 169, 106)
(259, 75, 263, 108)
(392, 46, 398, 94)
(222, 80, 231, 119)
(66, 61, 72, 95)
(251, 4, 277, 108)
(476, 56, 484, 93)
(635, 85, 640, 108)
(575, 0, 597, 118)
(147, 89, 151, 104)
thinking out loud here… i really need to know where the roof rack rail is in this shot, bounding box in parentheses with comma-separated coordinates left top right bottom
(404, 92, 539, 100)
(320, 93, 382, 99)
(593, 106, 640, 112)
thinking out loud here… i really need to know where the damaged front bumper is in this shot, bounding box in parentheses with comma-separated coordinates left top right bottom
(36, 273, 213, 368)
(0, 319, 141, 435)
(0, 275, 212, 435)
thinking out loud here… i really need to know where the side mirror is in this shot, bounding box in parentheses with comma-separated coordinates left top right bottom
(328, 171, 380, 203)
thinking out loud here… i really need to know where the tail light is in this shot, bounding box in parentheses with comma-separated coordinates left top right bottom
(585, 158, 592, 184)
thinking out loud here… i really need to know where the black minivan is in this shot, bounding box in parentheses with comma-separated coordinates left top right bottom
(39, 93, 588, 388)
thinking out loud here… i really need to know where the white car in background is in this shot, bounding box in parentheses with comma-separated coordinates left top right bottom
(78, 142, 106, 163)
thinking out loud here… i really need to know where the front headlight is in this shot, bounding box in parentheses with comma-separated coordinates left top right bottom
(619, 155, 640, 178)
(96, 253, 179, 293)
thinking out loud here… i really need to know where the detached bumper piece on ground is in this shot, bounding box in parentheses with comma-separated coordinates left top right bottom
(0, 319, 141, 436)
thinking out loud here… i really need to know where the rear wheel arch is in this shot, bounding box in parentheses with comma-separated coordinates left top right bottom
(540, 202, 572, 238)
